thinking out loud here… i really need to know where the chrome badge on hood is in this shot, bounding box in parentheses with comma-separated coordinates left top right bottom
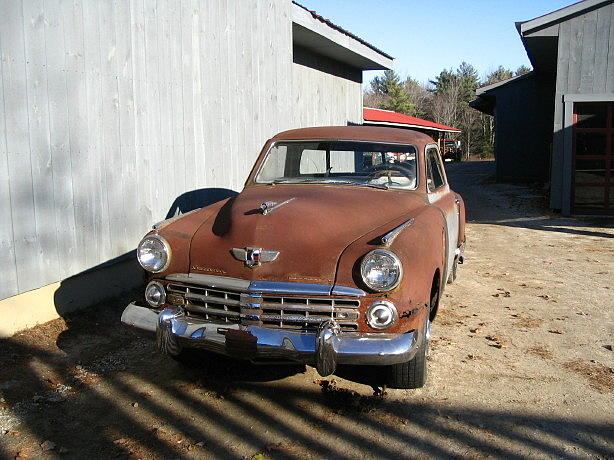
(231, 247, 279, 268)
(260, 198, 295, 215)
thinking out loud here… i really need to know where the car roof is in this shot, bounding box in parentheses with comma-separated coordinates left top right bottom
(272, 126, 435, 145)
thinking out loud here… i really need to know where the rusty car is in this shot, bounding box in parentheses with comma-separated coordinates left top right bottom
(122, 126, 466, 388)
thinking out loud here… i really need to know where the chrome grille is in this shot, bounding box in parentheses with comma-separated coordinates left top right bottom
(167, 283, 360, 331)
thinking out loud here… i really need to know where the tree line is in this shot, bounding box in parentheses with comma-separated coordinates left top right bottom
(364, 63, 531, 158)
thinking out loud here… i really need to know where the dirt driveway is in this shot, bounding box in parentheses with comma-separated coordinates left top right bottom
(1, 161, 612, 459)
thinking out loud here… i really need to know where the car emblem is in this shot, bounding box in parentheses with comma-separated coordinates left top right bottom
(231, 247, 279, 268)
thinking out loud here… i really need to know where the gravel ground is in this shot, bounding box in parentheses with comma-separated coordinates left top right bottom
(0, 161, 612, 459)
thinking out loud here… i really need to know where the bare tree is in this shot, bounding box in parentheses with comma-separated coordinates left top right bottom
(430, 75, 461, 128)
(403, 78, 432, 119)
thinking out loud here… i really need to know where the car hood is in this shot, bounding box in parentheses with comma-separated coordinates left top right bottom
(188, 184, 427, 284)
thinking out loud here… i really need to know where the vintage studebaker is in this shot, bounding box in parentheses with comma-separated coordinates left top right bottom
(122, 126, 465, 389)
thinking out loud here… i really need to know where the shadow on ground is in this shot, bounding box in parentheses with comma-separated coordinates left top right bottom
(1, 166, 612, 458)
(0, 297, 612, 458)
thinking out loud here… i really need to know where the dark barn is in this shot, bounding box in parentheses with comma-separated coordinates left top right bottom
(472, 0, 614, 215)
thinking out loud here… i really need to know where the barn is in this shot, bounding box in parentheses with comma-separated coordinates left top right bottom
(0, 1, 392, 335)
(471, 0, 614, 215)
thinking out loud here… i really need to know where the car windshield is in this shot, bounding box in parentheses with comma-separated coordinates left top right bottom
(255, 141, 418, 190)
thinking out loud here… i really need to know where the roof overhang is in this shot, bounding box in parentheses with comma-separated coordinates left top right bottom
(518, 0, 611, 35)
(292, 2, 393, 70)
(515, 0, 612, 74)
(476, 72, 535, 96)
(472, 72, 537, 116)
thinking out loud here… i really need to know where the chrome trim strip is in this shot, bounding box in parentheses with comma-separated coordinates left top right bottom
(165, 273, 366, 297)
(249, 280, 330, 296)
(330, 285, 367, 297)
(166, 273, 251, 291)
(381, 218, 415, 246)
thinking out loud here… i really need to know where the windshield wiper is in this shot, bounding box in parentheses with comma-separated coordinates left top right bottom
(271, 178, 353, 185)
(361, 183, 390, 190)
(270, 179, 390, 189)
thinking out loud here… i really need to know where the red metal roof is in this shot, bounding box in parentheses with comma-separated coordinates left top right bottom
(363, 107, 461, 133)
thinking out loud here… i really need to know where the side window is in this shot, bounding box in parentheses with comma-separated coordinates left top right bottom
(426, 147, 446, 191)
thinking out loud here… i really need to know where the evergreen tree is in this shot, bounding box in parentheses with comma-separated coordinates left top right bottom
(456, 62, 479, 102)
(515, 65, 531, 76)
(369, 70, 414, 115)
(485, 66, 513, 85)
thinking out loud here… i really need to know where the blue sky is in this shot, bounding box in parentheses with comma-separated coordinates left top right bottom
(302, 0, 573, 85)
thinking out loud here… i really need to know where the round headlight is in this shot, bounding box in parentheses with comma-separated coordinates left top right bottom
(137, 234, 171, 273)
(366, 301, 398, 330)
(145, 281, 166, 307)
(360, 249, 402, 292)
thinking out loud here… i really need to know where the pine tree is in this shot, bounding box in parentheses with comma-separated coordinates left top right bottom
(369, 70, 414, 115)
(485, 66, 513, 85)
(515, 65, 531, 76)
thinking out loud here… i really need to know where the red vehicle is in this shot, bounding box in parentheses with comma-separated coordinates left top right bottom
(122, 126, 466, 389)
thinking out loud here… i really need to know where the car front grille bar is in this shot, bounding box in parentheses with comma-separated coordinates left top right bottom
(167, 283, 360, 331)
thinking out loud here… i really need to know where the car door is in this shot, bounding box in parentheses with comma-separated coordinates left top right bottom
(425, 144, 459, 284)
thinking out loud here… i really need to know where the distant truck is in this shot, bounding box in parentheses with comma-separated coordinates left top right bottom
(442, 140, 462, 162)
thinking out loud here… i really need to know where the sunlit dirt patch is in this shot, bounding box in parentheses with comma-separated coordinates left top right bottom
(513, 314, 544, 329)
(563, 360, 614, 393)
(527, 345, 554, 360)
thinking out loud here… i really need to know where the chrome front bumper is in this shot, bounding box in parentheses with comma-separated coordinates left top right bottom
(121, 302, 423, 376)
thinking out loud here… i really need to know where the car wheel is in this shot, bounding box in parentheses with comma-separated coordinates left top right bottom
(446, 256, 458, 284)
(388, 319, 430, 389)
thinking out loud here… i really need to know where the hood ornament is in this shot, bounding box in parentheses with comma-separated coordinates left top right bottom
(260, 198, 295, 215)
(231, 247, 279, 268)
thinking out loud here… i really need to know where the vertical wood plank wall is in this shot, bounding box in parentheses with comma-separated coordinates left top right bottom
(0, 0, 363, 301)
(550, 2, 614, 210)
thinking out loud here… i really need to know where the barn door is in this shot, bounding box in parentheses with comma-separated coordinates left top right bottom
(572, 103, 614, 215)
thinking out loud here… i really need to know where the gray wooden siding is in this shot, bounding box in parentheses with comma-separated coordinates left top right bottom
(550, 1, 614, 210)
(292, 45, 363, 126)
(0, 0, 364, 301)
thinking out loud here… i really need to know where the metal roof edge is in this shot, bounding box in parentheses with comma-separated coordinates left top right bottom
(292, 2, 393, 70)
(363, 120, 462, 133)
(476, 71, 535, 95)
(519, 0, 613, 35)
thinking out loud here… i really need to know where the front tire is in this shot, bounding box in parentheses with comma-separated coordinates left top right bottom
(388, 322, 429, 389)
(447, 256, 459, 284)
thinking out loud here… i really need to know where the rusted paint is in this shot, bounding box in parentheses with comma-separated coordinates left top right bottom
(152, 126, 465, 333)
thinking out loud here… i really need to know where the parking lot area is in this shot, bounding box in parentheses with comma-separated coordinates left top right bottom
(1, 161, 612, 459)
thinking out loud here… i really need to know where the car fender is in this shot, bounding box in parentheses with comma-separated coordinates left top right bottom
(334, 205, 446, 334)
